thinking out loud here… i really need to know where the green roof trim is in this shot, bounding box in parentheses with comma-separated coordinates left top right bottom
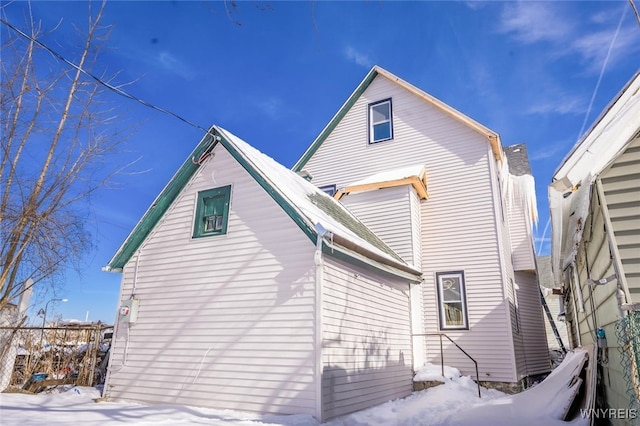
(105, 131, 218, 271)
(214, 129, 317, 243)
(106, 125, 420, 282)
(293, 67, 379, 172)
(306, 192, 402, 262)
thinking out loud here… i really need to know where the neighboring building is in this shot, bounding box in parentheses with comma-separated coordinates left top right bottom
(103, 126, 421, 421)
(549, 71, 640, 422)
(294, 66, 549, 388)
(0, 283, 32, 391)
(537, 255, 570, 352)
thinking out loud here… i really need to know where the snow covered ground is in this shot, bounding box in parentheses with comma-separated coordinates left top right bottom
(0, 352, 590, 426)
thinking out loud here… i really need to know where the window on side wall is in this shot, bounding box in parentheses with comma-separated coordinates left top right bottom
(509, 278, 520, 334)
(193, 185, 231, 238)
(368, 98, 393, 144)
(436, 271, 469, 330)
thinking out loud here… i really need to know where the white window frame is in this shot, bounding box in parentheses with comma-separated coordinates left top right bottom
(436, 271, 469, 330)
(368, 98, 393, 144)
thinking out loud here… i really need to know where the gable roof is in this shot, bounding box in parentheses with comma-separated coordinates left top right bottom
(552, 70, 640, 187)
(105, 126, 421, 281)
(293, 65, 503, 172)
(549, 70, 640, 281)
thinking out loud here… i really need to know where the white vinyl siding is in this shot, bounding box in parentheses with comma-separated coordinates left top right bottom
(105, 147, 318, 415)
(340, 185, 420, 268)
(303, 76, 517, 382)
(321, 257, 412, 420)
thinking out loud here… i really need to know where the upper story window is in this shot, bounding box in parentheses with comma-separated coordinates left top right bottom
(193, 185, 231, 238)
(368, 98, 393, 144)
(436, 271, 469, 330)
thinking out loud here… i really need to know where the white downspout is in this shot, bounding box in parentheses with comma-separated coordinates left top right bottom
(314, 223, 331, 422)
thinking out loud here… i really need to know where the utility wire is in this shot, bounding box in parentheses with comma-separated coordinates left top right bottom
(537, 4, 628, 258)
(629, 0, 640, 28)
(0, 16, 211, 135)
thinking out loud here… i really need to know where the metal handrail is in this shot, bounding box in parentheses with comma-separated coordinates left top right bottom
(413, 332, 481, 398)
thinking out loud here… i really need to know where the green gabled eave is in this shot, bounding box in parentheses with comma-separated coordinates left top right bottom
(214, 127, 317, 244)
(293, 67, 379, 172)
(216, 127, 419, 282)
(321, 242, 422, 283)
(105, 130, 219, 271)
(106, 125, 416, 282)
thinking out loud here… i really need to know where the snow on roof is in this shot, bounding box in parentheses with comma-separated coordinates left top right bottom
(216, 127, 414, 272)
(346, 164, 427, 187)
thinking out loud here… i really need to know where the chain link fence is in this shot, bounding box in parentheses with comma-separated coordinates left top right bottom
(0, 323, 112, 392)
(615, 310, 640, 419)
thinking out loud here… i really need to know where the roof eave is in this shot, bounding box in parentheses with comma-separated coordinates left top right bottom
(105, 128, 219, 271)
(294, 66, 503, 172)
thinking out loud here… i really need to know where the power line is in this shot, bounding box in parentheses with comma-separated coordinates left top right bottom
(0, 16, 211, 135)
(629, 0, 640, 28)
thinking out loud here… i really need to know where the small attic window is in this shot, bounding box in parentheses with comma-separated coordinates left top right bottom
(193, 185, 231, 238)
(319, 184, 337, 197)
(368, 99, 393, 144)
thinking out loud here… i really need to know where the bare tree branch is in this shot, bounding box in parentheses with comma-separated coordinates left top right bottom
(1, 1, 128, 309)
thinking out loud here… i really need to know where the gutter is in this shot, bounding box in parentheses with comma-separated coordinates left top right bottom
(313, 223, 330, 421)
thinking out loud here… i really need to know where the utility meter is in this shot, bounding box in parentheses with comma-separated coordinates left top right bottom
(119, 299, 139, 323)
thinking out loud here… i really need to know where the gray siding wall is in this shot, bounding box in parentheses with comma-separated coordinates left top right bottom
(569, 183, 629, 425)
(600, 136, 640, 303)
(303, 75, 517, 382)
(514, 271, 551, 375)
(105, 146, 319, 415)
(508, 186, 536, 271)
(340, 185, 421, 269)
(321, 257, 413, 420)
(542, 292, 570, 350)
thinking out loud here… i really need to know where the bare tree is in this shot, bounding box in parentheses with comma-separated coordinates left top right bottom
(0, 1, 126, 311)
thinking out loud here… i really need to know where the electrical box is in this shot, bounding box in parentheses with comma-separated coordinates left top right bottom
(119, 299, 139, 324)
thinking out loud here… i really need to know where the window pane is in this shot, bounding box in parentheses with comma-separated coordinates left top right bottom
(372, 103, 390, 122)
(442, 277, 461, 302)
(444, 302, 464, 326)
(373, 123, 391, 141)
(203, 194, 224, 216)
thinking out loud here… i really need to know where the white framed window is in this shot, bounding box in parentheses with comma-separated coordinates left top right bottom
(436, 271, 469, 330)
(368, 98, 393, 144)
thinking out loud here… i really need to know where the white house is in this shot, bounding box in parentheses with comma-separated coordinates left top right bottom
(103, 126, 422, 421)
(293, 66, 550, 389)
(548, 70, 640, 424)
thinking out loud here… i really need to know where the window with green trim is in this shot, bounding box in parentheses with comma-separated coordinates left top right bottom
(193, 185, 231, 238)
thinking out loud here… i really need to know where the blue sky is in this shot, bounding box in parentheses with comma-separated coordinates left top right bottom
(2, 1, 639, 323)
